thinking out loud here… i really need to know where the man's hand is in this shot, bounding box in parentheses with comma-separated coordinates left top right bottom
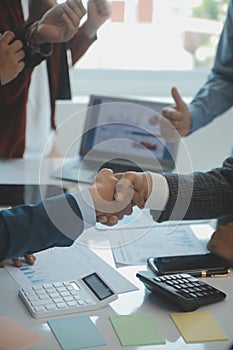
(161, 87, 192, 141)
(89, 168, 133, 226)
(0, 253, 36, 268)
(84, 0, 111, 38)
(207, 223, 233, 267)
(35, 0, 86, 45)
(0, 32, 25, 86)
(114, 172, 152, 209)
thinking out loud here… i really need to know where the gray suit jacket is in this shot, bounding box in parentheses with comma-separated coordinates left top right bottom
(152, 157, 233, 222)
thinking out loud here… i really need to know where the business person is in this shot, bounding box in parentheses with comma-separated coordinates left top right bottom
(162, 0, 233, 141)
(0, 0, 86, 266)
(105, 157, 233, 265)
(0, 169, 132, 263)
(160, 0, 233, 249)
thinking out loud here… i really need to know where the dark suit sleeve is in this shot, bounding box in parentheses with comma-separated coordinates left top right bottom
(152, 157, 233, 222)
(0, 194, 84, 262)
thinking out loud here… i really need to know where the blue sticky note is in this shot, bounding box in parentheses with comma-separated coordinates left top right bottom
(48, 316, 107, 350)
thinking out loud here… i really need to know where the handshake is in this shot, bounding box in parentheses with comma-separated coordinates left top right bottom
(89, 169, 152, 226)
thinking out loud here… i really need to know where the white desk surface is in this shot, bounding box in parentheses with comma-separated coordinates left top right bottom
(0, 158, 232, 350)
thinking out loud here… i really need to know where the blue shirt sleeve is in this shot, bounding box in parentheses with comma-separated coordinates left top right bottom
(189, 0, 233, 133)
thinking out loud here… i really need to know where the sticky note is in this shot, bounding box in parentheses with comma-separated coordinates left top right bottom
(0, 317, 43, 350)
(111, 1, 125, 22)
(170, 311, 229, 343)
(48, 316, 107, 349)
(138, 0, 153, 23)
(109, 314, 165, 346)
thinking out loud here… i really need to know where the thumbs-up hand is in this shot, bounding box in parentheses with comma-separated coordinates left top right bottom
(160, 87, 192, 141)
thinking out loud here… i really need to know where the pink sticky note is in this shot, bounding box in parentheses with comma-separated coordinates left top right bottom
(138, 0, 153, 23)
(0, 317, 43, 350)
(111, 1, 125, 22)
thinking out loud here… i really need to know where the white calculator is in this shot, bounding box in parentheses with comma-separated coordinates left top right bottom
(19, 272, 118, 319)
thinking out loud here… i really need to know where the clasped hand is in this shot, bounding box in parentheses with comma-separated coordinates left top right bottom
(35, 0, 86, 44)
(89, 169, 152, 226)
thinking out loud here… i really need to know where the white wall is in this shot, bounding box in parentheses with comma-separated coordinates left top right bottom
(55, 68, 233, 174)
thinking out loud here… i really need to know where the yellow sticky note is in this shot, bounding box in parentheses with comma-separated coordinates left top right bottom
(170, 312, 229, 343)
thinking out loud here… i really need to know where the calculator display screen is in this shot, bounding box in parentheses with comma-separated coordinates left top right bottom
(83, 273, 114, 300)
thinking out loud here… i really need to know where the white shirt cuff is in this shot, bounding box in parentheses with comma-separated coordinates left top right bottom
(70, 189, 96, 229)
(145, 172, 169, 210)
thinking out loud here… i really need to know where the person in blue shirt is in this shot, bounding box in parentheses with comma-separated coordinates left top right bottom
(161, 1, 233, 250)
(162, 0, 233, 142)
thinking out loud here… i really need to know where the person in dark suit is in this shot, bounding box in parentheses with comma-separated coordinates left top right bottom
(103, 157, 233, 264)
(0, 169, 133, 263)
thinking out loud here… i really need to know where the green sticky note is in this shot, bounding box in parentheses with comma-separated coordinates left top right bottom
(48, 316, 107, 350)
(109, 314, 165, 346)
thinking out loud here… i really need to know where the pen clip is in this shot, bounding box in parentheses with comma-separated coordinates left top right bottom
(202, 269, 231, 278)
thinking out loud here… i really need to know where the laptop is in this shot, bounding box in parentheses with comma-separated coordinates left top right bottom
(52, 95, 179, 183)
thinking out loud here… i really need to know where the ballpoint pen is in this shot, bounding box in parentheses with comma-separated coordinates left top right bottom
(188, 269, 230, 278)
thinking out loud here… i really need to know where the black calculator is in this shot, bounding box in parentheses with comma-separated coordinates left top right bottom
(136, 270, 226, 311)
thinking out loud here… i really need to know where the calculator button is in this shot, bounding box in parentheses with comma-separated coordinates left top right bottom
(52, 297, 63, 303)
(22, 290, 34, 295)
(153, 277, 162, 283)
(53, 283, 63, 288)
(34, 306, 46, 312)
(64, 296, 74, 302)
(63, 282, 70, 287)
(32, 299, 51, 306)
(45, 304, 57, 310)
(49, 292, 60, 298)
(35, 289, 45, 295)
(67, 301, 78, 307)
(44, 288, 56, 294)
(166, 281, 174, 287)
(70, 290, 79, 296)
(56, 287, 67, 292)
(56, 302, 67, 308)
(27, 295, 39, 302)
(39, 294, 50, 300)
